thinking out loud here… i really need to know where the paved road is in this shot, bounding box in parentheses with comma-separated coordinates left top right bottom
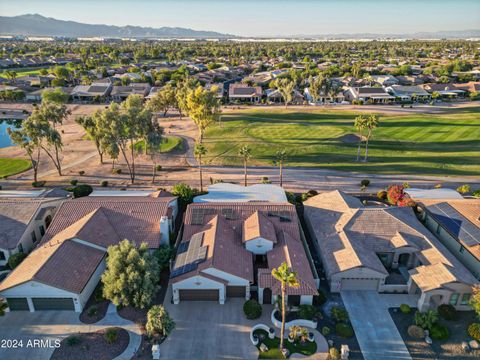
(341, 291, 418, 360)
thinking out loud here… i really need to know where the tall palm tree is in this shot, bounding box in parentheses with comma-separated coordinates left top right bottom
(239, 145, 251, 186)
(364, 114, 379, 162)
(354, 115, 367, 162)
(275, 149, 287, 187)
(271, 262, 300, 352)
(194, 142, 207, 192)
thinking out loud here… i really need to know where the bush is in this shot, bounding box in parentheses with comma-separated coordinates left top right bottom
(456, 184, 470, 194)
(414, 310, 438, 330)
(314, 289, 327, 306)
(172, 183, 195, 207)
(330, 306, 349, 323)
(112, 168, 122, 174)
(243, 299, 262, 319)
(321, 326, 330, 336)
(8, 253, 27, 269)
(66, 335, 80, 346)
(73, 184, 93, 198)
(400, 304, 411, 314)
(307, 189, 318, 197)
(377, 190, 387, 200)
(407, 325, 424, 339)
(430, 323, 450, 340)
(468, 323, 480, 340)
(472, 189, 480, 198)
(155, 165, 162, 171)
(32, 181, 46, 188)
(298, 305, 318, 320)
(335, 323, 354, 338)
(70, 179, 78, 186)
(87, 306, 98, 317)
(154, 245, 173, 271)
(360, 179, 370, 187)
(78, 170, 85, 176)
(104, 328, 118, 344)
(146, 305, 175, 338)
(329, 347, 340, 360)
(438, 304, 457, 321)
(100, 180, 108, 187)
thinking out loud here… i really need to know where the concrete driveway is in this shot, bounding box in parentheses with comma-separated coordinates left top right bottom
(161, 288, 273, 360)
(341, 291, 418, 360)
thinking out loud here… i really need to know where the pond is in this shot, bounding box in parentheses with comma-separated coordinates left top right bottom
(0, 121, 19, 148)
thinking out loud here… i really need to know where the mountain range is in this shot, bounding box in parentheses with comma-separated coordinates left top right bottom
(0, 14, 479, 40)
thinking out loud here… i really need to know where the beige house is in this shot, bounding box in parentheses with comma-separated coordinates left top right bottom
(303, 191, 477, 312)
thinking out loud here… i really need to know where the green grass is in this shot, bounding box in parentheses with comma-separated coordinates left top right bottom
(204, 107, 480, 176)
(0, 66, 52, 78)
(253, 329, 317, 359)
(0, 158, 31, 178)
(133, 136, 183, 153)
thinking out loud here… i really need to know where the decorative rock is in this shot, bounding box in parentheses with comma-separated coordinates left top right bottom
(469, 340, 479, 349)
(341, 344, 350, 360)
(461, 341, 470, 352)
(425, 336, 432, 345)
(152, 344, 160, 360)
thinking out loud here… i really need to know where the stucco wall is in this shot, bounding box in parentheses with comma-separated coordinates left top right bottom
(172, 274, 225, 304)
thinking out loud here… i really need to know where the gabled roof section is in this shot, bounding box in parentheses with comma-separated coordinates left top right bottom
(243, 211, 277, 243)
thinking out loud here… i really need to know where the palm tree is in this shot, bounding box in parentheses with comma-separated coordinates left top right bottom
(239, 145, 251, 187)
(271, 262, 300, 352)
(275, 149, 287, 187)
(364, 114, 379, 162)
(194, 142, 207, 192)
(354, 115, 367, 162)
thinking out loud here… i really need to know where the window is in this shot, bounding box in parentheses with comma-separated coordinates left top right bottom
(0, 251, 5, 261)
(449, 293, 460, 305)
(39, 225, 45, 236)
(31, 231, 37, 243)
(461, 293, 471, 306)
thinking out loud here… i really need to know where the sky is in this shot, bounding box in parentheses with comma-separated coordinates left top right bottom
(1, 0, 479, 37)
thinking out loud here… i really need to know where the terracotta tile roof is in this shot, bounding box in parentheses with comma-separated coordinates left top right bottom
(304, 191, 477, 291)
(172, 202, 317, 295)
(243, 211, 277, 243)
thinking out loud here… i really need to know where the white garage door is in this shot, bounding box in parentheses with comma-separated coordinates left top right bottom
(341, 278, 379, 291)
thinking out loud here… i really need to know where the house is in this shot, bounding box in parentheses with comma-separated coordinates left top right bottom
(386, 85, 432, 102)
(416, 199, 480, 280)
(304, 88, 345, 104)
(25, 87, 73, 102)
(0, 194, 177, 312)
(71, 81, 112, 102)
(205, 82, 225, 99)
(369, 75, 399, 87)
(453, 81, 480, 94)
(303, 191, 476, 312)
(171, 185, 318, 305)
(194, 183, 288, 203)
(15, 75, 52, 88)
(228, 83, 262, 103)
(110, 83, 151, 102)
(344, 87, 395, 104)
(396, 75, 424, 86)
(421, 83, 467, 100)
(265, 88, 304, 104)
(0, 189, 69, 267)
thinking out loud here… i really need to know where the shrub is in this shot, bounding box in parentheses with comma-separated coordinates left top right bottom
(298, 305, 318, 320)
(414, 310, 438, 330)
(78, 170, 85, 176)
(360, 179, 370, 187)
(112, 168, 122, 174)
(146, 305, 175, 338)
(329, 347, 340, 360)
(330, 306, 349, 323)
(434, 183, 442, 189)
(32, 181, 46, 188)
(377, 190, 387, 200)
(66, 335, 80, 346)
(100, 180, 108, 187)
(468, 323, 480, 340)
(154, 245, 173, 271)
(402, 182, 411, 189)
(87, 306, 98, 317)
(407, 325, 424, 339)
(473, 189, 480, 198)
(321, 326, 330, 336)
(314, 289, 327, 306)
(243, 299, 262, 319)
(172, 183, 195, 207)
(70, 179, 78, 186)
(430, 323, 450, 340)
(456, 184, 470, 194)
(8, 253, 27, 269)
(73, 184, 93, 198)
(400, 304, 411, 314)
(307, 189, 318, 197)
(438, 304, 457, 321)
(335, 323, 354, 338)
(155, 165, 162, 171)
(104, 328, 118, 344)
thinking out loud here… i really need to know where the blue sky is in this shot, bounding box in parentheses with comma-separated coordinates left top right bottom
(1, 0, 479, 36)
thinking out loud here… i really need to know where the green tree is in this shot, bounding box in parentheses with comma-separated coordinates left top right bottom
(171, 183, 195, 208)
(276, 78, 296, 108)
(274, 149, 287, 187)
(8, 252, 27, 269)
(354, 115, 367, 162)
(185, 86, 221, 143)
(146, 123, 163, 183)
(145, 305, 175, 339)
(147, 84, 177, 117)
(364, 114, 379, 162)
(102, 239, 160, 309)
(194, 142, 207, 192)
(76, 112, 105, 164)
(470, 285, 480, 318)
(239, 145, 252, 187)
(271, 262, 300, 352)
(154, 245, 173, 271)
(42, 88, 69, 104)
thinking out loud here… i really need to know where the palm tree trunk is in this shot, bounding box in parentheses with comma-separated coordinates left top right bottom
(279, 161, 283, 187)
(280, 284, 286, 351)
(356, 141, 362, 162)
(199, 155, 203, 192)
(129, 139, 136, 183)
(244, 159, 247, 187)
(152, 162, 156, 183)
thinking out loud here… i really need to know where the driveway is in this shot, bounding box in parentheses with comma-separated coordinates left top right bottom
(161, 287, 273, 360)
(341, 291, 418, 360)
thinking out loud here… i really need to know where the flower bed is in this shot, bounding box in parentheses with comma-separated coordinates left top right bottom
(253, 329, 317, 359)
(271, 309, 318, 330)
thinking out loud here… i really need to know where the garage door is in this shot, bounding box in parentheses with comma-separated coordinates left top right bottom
(32, 298, 75, 311)
(179, 289, 219, 301)
(6, 297, 29, 311)
(226, 286, 246, 298)
(341, 278, 379, 291)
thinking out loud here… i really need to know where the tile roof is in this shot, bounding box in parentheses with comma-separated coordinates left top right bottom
(243, 211, 277, 243)
(304, 191, 477, 291)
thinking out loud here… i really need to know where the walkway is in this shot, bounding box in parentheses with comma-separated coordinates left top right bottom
(341, 291, 416, 360)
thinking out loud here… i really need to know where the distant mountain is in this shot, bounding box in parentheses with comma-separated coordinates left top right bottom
(0, 14, 233, 38)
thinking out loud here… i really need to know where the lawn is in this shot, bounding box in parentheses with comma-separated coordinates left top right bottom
(204, 107, 480, 176)
(0, 158, 31, 178)
(253, 329, 317, 359)
(0, 66, 52, 78)
(133, 136, 183, 153)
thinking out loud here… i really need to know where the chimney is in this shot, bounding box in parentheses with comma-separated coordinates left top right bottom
(160, 216, 169, 246)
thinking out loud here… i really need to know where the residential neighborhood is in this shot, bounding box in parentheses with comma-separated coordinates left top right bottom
(0, 1, 479, 360)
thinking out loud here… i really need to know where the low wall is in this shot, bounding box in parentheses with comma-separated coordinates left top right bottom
(271, 309, 317, 330)
(381, 284, 408, 293)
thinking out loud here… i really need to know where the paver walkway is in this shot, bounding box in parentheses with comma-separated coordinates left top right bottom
(341, 291, 416, 360)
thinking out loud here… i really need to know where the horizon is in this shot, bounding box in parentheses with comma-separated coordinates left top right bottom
(1, 0, 479, 37)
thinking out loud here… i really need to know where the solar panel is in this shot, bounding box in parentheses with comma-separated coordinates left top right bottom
(221, 208, 235, 220)
(177, 241, 189, 254)
(428, 203, 480, 247)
